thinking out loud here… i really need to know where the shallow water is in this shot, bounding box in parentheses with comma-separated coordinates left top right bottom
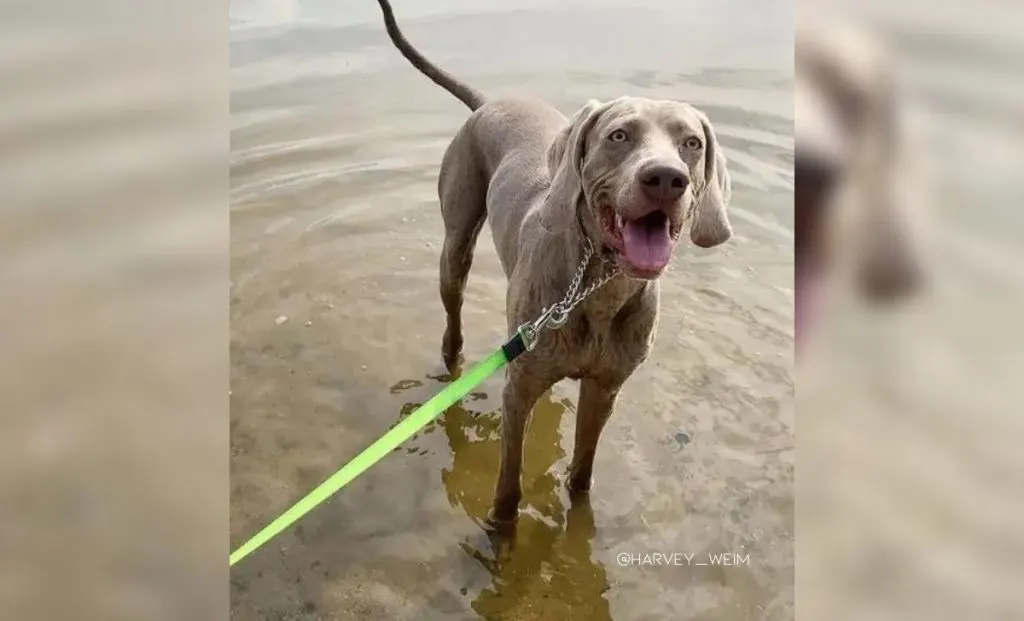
(229, 1, 794, 618)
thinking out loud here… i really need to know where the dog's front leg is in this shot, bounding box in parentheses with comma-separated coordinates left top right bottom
(567, 378, 622, 494)
(488, 363, 557, 525)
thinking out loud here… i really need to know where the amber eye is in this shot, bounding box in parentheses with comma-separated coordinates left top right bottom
(683, 136, 703, 150)
(609, 129, 629, 143)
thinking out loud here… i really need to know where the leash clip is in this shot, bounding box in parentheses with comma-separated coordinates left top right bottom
(544, 304, 570, 328)
(516, 322, 540, 352)
(509, 239, 617, 357)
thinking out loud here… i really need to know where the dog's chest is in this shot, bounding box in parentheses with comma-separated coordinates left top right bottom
(559, 311, 655, 381)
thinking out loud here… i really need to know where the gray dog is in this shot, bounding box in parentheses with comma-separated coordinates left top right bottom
(375, 0, 733, 525)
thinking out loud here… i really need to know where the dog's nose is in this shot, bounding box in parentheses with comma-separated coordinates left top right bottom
(639, 164, 689, 203)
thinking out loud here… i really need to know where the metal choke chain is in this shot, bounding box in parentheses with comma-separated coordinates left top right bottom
(517, 238, 619, 352)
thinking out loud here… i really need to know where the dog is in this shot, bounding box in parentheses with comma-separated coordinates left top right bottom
(375, 0, 732, 525)
(796, 20, 923, 345)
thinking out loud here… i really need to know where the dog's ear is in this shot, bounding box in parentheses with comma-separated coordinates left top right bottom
(690, 110, 733, 248)
(546, 99, 607, 217)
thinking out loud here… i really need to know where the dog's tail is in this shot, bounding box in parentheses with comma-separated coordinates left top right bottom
(375, 0, 487, 112)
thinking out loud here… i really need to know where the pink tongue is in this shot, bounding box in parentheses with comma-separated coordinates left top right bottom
(622, 218, 672, 271)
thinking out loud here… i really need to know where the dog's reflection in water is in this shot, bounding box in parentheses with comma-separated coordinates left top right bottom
(392, 369, 613, 620)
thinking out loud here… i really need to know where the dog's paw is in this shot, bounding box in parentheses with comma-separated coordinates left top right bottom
(484, 502, 520, 532)
(442, 352, 464, 374)
(441, 329, 464, 372)
(565, 471, 593, 497)
(473, 511, 517, 540)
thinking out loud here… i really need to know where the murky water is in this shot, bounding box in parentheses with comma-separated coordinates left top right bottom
(230, 1, 794, 618)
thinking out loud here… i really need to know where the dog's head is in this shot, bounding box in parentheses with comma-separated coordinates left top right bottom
(796, 23, 923, 328)
(546, 96, 732, 280)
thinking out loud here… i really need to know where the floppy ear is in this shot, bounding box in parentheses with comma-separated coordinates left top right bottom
(544, 99, 608, 228)
(690, 111, 733, 248)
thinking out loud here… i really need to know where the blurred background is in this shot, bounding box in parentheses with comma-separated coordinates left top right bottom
(0, 1, 226, 620)
(796, 0, 1024, 619)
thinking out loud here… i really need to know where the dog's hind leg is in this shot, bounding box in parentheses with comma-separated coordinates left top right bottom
(437, 127, 487, 371)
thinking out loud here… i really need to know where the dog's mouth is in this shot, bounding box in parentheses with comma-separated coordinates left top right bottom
(599, 204, 678, 279)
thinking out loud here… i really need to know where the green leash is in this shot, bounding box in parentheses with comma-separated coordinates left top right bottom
(229, 325, 539, 566)
(230, 240, 616, 567)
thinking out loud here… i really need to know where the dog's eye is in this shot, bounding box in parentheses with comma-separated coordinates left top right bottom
(608, 129, 629, 143)
(683, 136, 703, 150)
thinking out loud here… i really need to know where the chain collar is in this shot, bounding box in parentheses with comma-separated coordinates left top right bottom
(516, 237, 619, 352)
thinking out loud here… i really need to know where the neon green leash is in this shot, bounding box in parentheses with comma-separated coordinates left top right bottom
(230, 239, 617, 567)
(229, 347, 510, 566)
